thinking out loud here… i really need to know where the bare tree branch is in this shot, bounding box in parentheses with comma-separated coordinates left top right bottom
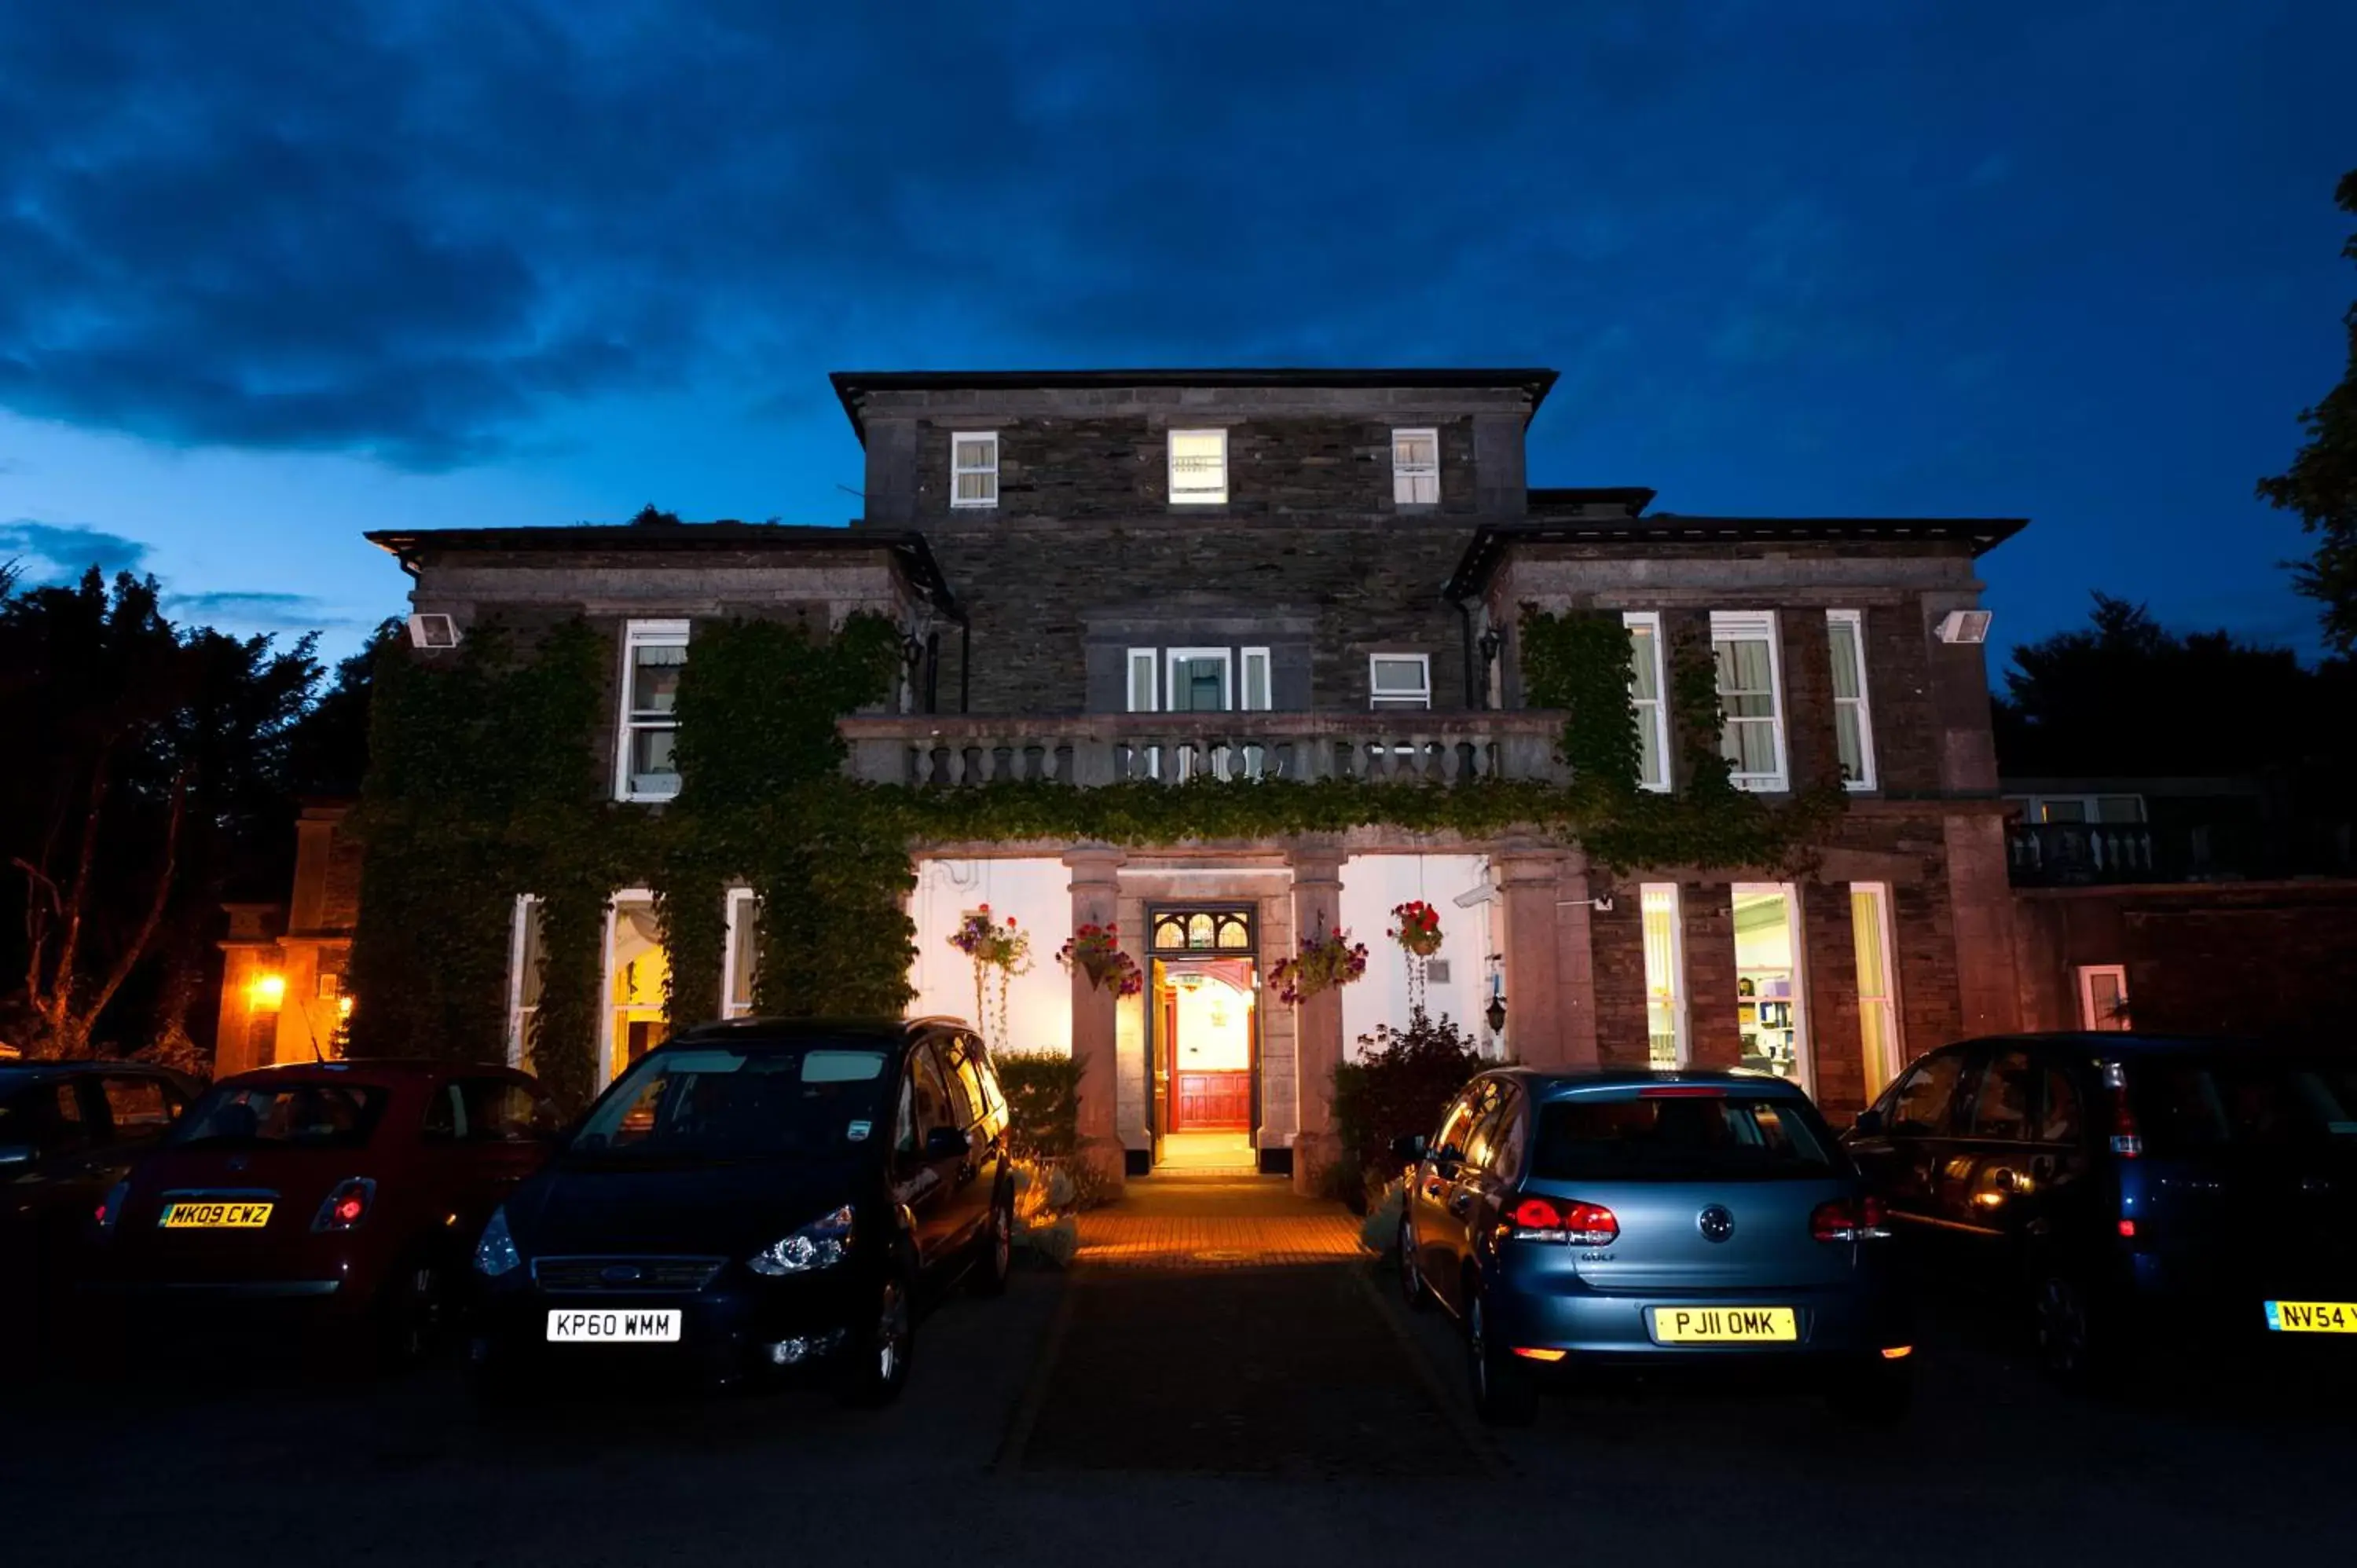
(76, 768, 189, 1050)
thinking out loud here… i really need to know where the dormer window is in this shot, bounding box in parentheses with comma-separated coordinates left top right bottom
(1168, 429, 1228, 504)
(1392, 428, 1439, 505)
(951, 432, 999, 508)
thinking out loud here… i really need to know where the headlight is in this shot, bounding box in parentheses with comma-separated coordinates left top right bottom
(747, 1204, 856, 1277)
(474, 1204, 522, 1277)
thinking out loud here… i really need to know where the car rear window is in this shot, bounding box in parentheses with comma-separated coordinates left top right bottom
(171, 1083, 387, 1149)
(2127, 1059, 2357, 1154)
(1532, 1092, 1841, 1182)
(571, 1045, 893, 1160)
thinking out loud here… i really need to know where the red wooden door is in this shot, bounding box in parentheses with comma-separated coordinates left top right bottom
(1174, 1071, 1252, 1129)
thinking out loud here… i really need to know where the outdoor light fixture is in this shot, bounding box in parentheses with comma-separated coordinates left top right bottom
(247, 972, 287, 1010)
(1476, 625, 1503, 665)
(1486, 991, 1507, 1035)
(1934, 609, 1993, 645)
(900, 631, 926, 669)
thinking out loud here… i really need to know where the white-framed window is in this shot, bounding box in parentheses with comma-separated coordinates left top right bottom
(1392, 427, 1440, 505)
(1241, 647, 1273, 711)
(1850, 883, 1901, 1092)
(1126, 648, 1159, 713)
(1168, 429, 1228, 504)
(1166, 647, 1233, 713)
(722, 888, 760, 1018)
(950, 431, 999, 508)
(1710, 611, 1787, 792)
(1827, 610, 1877, 790)
(505, 895, 545, 1069)
(1369, 653, 1432, 710)
(1624, 611, 1670, 792)
(1640, 885, 1686, 1068)
(616, 619, 688, 802)
(2077, 964, 2132, 1031)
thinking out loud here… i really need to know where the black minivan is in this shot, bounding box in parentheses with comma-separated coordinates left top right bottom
(470, 1017, 1014, 1403)
(1846, 1032, 2357, 1384)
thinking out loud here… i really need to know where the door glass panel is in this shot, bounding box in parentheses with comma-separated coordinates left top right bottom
(1888, 1053, 1967, 1136)
(101, 1077, 172, 1133)
(2040, 1068, 2083, 1143)
(1969, 1052, 2033, 1141)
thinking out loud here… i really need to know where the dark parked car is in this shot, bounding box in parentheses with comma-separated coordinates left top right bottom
(88, 1059, 558, 1363)
(0, 1060, 200, 1339)
(1396, 1068, 1912, 1426)
(1846, 1033, 2357, 1384)
(469, 1017, 1014, 1405)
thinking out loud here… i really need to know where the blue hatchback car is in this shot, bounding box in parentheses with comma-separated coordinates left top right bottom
(1395, 1068, 1912, 1425)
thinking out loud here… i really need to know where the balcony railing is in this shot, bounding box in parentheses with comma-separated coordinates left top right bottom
(838, 712, 1571, 789)
(2007, 818, 2357, 885)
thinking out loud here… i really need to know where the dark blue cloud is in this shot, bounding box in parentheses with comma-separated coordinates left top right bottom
(0, 518, 152, 581)
(162, 590, 357, 633)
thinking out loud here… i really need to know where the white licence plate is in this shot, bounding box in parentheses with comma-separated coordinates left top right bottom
(544, 1308, 681, 1343)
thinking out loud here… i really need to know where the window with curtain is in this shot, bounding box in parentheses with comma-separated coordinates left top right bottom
(1710, 612, 1787, 791)
(1167, 649, 1231, 712)
(617, 621, 687, 801)
(1168, 429, 1228, 504)
(508, 896, 545, 1069)
(1827, 610, 1876, 789)
(950, 431, 999, 507)
(1241, 648, 1272, 711)
(1850, 884, 1901, 1092)
(1640, 885, 1685, 1068)
(1392, 427, 1440, 504)
(1127, 649, 1158, 713)
(724, 890, 760, 1018)
(1624, 612, 1669, 791)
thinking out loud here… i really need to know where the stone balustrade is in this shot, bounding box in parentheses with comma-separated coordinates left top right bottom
(837, 711, 1571, 789)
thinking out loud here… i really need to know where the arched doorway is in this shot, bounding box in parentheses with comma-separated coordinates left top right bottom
(1147, 905, 1259, 1171)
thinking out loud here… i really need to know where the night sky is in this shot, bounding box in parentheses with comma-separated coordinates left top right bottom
(2, 1, 2352, 663)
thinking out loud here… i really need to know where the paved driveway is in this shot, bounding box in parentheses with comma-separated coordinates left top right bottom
(8, 1179, 2355, 1566)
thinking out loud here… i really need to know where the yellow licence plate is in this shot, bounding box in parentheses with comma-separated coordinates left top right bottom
(159, 1201, 273, 1230)
(2266, 1300, 2357, 1334)
(1650, 1306, 1798, 1344)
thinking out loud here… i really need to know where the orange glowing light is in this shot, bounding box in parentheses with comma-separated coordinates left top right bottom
(247, 973, 287, 1009)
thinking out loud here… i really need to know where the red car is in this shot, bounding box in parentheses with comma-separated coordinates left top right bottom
(90, 1059, 559, 1363)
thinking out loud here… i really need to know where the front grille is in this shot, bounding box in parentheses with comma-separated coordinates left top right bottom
(532, 1255, 725, 1294)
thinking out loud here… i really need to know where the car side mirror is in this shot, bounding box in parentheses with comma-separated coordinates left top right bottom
(923, 1126, 971, 1160)
(1391, 1134, 1427, 1164)
(0, 1144, 33, 1171)
(1852, 1108, 1885, 1138)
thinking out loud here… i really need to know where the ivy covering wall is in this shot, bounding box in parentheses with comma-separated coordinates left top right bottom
(346, 605, 1838, 1108)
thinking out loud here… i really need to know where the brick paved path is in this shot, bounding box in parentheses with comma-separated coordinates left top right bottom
(1072, 1172, 1375, 1270)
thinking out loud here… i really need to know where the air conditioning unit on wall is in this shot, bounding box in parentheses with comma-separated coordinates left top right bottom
(406, 613, 461, 650)
(1935, 610, 1993, 645)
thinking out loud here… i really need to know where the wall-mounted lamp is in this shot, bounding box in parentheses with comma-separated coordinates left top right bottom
(247, 972, 287, 1010)
(1485, 991, 1508, 1036)
(1476, 625, 1504, 665)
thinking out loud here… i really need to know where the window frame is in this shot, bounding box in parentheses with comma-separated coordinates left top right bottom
(948, 430, 1000, 509)
(1710, 610, 1790, 793)
(1167, 428, 1229, 505)
(599, 887, 662, 1084)
(1849, 882, 1903, 1094)
(1623, 611, 1670, 792)
(2076, 963, 2132, 1031)
(721, 887, 759, 1019)
(1125, 648, 1159, 713)
(1391, 427, 1440, 506)
(1164, 647, 1233, 713)
(1368, 652, 1433, 711)
(1826, 610, 1878, 792)
(615, 619, 690, 803)
(1240, 647, 1273, 713)
(1640, 883, 1687, 1068)
(505, 894, 544, 1069)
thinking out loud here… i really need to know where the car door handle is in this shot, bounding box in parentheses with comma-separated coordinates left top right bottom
(1448, 1190, 1473, 1217)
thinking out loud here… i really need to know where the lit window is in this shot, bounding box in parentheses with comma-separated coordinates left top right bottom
(1166, 648, 1233, 713)
(950, 432, 999, 508)
(1369, 654, 1432, 710)
(1624, 612, 1670, 791)
(1168, 429, 1228, 504)
(1241, 647, 1272, 711)
(1731, 881, 1809, 1090)
(1640, 885, 1685, 1068)
(507, 896, 544, 1070)
(723, 888, 760, 1018)
(617, 621, 688, 802)
(1850, 884, 1901, 1092)
(1710, 611, 1787, 793)
(604, 892, 669, 1082)
(1392, 427, 1440, 505)
(1827, 610, 1876, 790)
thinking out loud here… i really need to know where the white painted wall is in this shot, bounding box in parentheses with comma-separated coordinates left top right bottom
(908, 857, 1072, 1057)
(1339, 853, 1494, 1059)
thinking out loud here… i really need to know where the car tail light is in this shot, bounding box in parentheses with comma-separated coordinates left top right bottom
(311, 1177, 376, 1233)
(1506, 1196, 1618, 1245)
(1638, 1085, 1726, 1098)
(1811, 1196, 1893, 1243)
(2104, 1061, 2143, 1158)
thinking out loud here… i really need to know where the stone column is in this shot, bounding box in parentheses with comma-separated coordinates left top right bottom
(1287, 841, 1345, 1196)
(1063, 845, 1127, 1196)
(1944, 814, 2024, 1036)
(1493, 843, 1598, 1070)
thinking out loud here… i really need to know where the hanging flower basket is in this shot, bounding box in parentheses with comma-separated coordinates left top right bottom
(1270, 927, 1369, 1006)
(948, 904, 1032, 1050)
(1057, 922, 1143, 998)
(1387, 900, 1444, 959)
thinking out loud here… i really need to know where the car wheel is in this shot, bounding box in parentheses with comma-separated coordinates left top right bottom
(1397, 1215, 1431, 1312)
(2034, 1272, 2112, 1389)
(1464, 1284, 1538, 1427)
(838, 1267, 915, 1408)
(1827, 1360, 1914, 1425)
(971, 1189, 1014, 1297)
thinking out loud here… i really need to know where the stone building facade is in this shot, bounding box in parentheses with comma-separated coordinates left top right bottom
(236, 368, 2033, 1198)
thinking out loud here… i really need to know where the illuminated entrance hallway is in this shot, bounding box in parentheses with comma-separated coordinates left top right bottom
(1072, 1173, 1372, 1270)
